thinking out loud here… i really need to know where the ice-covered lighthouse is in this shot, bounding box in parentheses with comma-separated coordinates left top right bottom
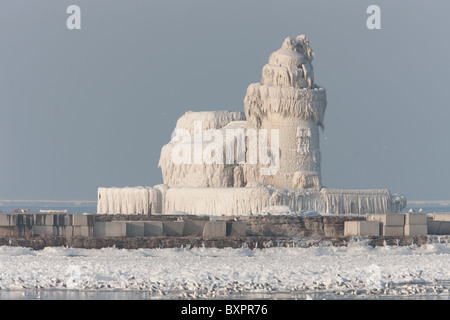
(243, 35, 326, 190)
(97, 35, 407, 216)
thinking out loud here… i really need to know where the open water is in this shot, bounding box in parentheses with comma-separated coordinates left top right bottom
(0, 201, 449, 215)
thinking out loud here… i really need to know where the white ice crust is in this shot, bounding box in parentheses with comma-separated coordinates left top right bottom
(97, 184, 406, 215)
(1, 243, 449, 298)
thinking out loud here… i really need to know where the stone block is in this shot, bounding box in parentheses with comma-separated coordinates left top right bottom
(438, 222, 450, 235)
(163, 221, 185, 236)
(427, 221, 450, 235)
(323, 223, 343, 237)
(404, 213, 427, 225)
(433, 213, 450, 221)
(0, 226, 14, 236)
(404, 224, 427, 236)
(344, 221, 358, 236)
(427, 221, 439, 235)
(126, 222, 145, 237)
(73, 226, 93, 237)
(14, 225, 32, 236)
(383, 226, 404, 236)
(360, 221, 380, 236)
(53, 214, 73, 226)
(183, 220, 206, 236)
(34, 214, 54, 226)
(32, 226, 58, 236)
(72, 214, 95, 226)
(57, 226, 75, 237)
(203, 221, 227, 237)
(144, 221, 163, 236)
(227, 221, 248, 236)
(94, 221, 127, 237)
(344, 221, 380, 236)
(0, 214, 16, 226)
(16, 214, 34, 226)
(367, 214, 404, 226)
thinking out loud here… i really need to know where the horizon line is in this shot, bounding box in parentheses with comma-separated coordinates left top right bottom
(0, 199, 97, 203)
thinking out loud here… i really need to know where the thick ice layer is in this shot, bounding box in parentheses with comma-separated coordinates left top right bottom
(245, 35, 321, 129)
(261, 64, 308, 88)
(244, 84, 327, 129)
(153, 184, 169, 214)
(242, 113, 323, 189)
(1, 244, 449, 299)
(263, 36, 315, 89)
(159, 161, 236, 188)
(97, 184, 406, 215)
(97, 186, 168, 214)
(173, 110, 245, 136)
(164, 186, 272, 216)
(241, 35, 326, 190)
(162, 185, 406, 216)
(321, 189, 407, 215)
(159, 114, 247, 188)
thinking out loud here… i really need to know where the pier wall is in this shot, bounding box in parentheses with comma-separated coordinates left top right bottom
(0, 213, 449, 250)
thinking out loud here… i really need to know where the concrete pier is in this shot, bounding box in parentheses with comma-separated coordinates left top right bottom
(0, 213, 449, 250)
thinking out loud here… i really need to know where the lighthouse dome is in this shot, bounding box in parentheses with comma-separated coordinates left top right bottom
(262, 35, 315, 89)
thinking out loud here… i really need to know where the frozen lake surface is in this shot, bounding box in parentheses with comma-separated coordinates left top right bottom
(0, 289, 449, 300)
(0, 200, 449, 300)
(0, 241, 449, 300)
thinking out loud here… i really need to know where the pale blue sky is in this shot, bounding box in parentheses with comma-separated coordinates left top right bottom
(1, 0, 449, 201)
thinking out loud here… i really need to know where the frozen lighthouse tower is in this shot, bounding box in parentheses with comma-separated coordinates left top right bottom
(97, 35, 407, 216)
(244, 35, 326, 190)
